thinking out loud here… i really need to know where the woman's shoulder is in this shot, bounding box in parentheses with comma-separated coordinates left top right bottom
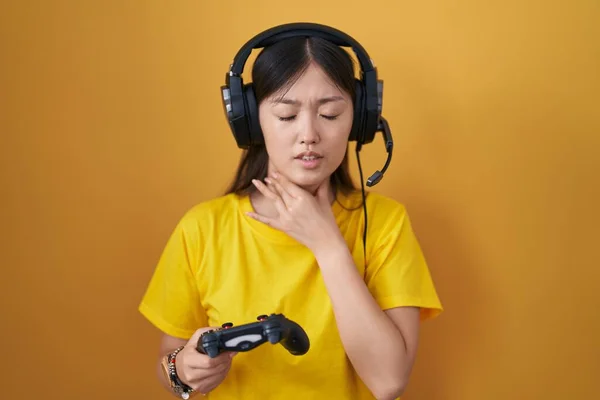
(339, 189, 408, 215)
(187, 192, 241, 213)
(337, 190, 412, 239)
(366, 191, 407, 212)
(177, 192, 245, 226)
(366, 191, 411, 231)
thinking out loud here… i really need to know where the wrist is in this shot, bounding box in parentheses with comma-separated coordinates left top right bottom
(160, 346, 195, 399)
(312, 235, 350, 264)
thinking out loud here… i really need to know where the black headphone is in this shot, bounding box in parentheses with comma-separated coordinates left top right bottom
(220, 22, 394, 187)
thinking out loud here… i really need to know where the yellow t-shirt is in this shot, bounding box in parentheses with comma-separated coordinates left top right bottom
(139, 190, 442, 399)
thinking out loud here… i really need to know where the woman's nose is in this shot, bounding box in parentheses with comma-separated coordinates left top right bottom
(299, 116, 320, 144)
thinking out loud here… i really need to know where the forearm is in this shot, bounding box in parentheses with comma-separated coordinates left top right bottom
(314, 241, 410, 400)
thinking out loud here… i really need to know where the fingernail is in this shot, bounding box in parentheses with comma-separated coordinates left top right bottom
(264, 177, 271, 184)
(272, 172, 279, 178)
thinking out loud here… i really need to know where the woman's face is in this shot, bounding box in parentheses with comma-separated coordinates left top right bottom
(258, 62, 354, 194)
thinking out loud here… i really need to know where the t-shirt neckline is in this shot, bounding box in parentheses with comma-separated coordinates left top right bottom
(236, 190, 355, 245)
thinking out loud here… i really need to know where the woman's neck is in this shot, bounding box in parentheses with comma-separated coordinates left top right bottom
(249, 178, 336, 219)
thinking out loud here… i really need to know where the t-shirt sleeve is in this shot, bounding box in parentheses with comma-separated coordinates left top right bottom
(365, 203, 443, 321)
(138, 212, 208, 339)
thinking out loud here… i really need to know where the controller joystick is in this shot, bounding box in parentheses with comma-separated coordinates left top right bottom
(196, 313, 310, 358)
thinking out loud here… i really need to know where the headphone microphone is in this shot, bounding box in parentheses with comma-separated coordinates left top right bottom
(365, 116, 393, 187)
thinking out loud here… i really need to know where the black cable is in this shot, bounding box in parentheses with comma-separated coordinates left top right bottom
(355, 143, 368, 276)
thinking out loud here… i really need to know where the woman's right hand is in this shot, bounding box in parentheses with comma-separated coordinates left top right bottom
(175, 327, 237, 395)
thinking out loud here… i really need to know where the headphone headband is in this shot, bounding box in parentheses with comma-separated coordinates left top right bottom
(228, 22, 376, 76)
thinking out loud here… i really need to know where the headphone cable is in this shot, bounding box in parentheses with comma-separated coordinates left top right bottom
(355, 143, 368, 278)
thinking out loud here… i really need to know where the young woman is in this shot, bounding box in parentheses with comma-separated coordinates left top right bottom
(139, 24, 443, 400)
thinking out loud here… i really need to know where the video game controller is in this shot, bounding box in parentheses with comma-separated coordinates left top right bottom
(196, 313, 310, 358)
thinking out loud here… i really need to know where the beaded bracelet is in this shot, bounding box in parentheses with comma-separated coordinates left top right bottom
(167, 346, 195, 399)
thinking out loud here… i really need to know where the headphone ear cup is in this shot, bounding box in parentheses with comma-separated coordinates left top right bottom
(360, 76, 382, 145)
(222, 76, 252, 149)
(243, 84, 263, 146)
(350, 79, 365, 143)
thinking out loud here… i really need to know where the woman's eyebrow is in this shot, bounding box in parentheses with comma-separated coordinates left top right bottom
(271, 95, 345, 105)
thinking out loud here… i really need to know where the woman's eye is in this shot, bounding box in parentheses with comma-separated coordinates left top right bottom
(277, 114, 339, 121)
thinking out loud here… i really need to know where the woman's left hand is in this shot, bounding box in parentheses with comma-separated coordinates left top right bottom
(246, 171, 344, 253)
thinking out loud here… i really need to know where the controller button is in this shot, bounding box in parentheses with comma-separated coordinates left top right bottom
(257, 315, 268, 321)
(222, 322, 233, 329)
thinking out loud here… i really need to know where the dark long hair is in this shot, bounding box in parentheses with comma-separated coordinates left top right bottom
(224, 36, 359, 197)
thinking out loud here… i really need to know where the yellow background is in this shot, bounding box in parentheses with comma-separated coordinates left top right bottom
(1, 1, 599, 399)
